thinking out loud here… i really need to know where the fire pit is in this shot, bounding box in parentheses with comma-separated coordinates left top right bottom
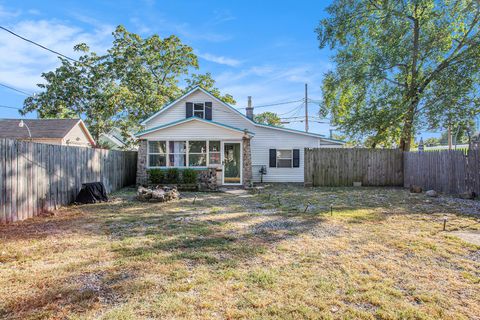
(136, 186, 180, 202)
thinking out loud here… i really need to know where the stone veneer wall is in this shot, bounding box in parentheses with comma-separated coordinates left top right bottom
(242, 137, 252, 186)
(136, 139, 148, 185)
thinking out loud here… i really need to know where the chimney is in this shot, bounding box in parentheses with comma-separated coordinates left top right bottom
(246, 96, 254, 120)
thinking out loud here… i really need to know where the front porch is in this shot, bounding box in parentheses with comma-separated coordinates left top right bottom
(136, 137, 252, 188)
(135, 117, 254, 188)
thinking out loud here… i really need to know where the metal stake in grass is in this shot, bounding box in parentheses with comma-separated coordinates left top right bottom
(443, 216, 448, 231)
(303, 203, 311, 213)
(193, 195, 197, 205)
(330, 204, 333, 216)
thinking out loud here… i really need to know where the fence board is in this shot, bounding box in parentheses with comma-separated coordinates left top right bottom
(305, 148, 404, 187)
(0, 139, 137, 224)
(403, 149, 480, 196)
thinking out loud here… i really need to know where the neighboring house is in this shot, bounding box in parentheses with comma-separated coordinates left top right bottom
(99, 128, 137, 150)
(135, 86, 344, 186)
(0, 118, 96, 148)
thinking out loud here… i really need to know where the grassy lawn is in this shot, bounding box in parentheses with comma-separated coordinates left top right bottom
(1, 185, 479, 320)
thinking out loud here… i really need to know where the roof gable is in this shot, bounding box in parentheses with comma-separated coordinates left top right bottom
(140, 86, 255, 126)
(136, 117, 254, 137)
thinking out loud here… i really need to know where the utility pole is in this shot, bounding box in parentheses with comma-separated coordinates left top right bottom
(305, 83, 309, 132)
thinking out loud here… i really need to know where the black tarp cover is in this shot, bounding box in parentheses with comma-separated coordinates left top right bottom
(75, 182, 108, 204)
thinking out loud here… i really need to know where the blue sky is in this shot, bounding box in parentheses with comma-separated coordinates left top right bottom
(0, 0, 446, 139)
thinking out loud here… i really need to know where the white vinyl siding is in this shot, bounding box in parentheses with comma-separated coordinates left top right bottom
(249, 126, 321, 183)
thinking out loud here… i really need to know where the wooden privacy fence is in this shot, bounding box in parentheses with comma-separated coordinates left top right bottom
(305, 148, 404, 187)
(0, 139, 137, 224)
(404, 149, 480, 195)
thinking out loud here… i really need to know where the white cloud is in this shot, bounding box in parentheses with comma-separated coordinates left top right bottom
(173, 22, 232, 42)
(210, 9, 236, 25)
(143, 12, 232, 43)
(0, 18, 113, 91)
(0, 5, 20, 18)
(197, 52, 241, 67)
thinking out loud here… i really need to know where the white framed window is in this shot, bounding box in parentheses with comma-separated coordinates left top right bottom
(168, 141, 186, 167)
(148, 141, 167, 167)
(209, 141, 221, 164)
(147, 140, 224, 168)
(193, 103, 205, 118)
(276, 149, 293, 168)
(188, 141, 207, 166)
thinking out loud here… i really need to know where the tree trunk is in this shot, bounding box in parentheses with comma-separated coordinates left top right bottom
(399, 97, 419, 151)
(400, 12, 421, 152)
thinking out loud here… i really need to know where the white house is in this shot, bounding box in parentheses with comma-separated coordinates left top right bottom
(99, 127, 137, 151)
(135, 86, 344, 186)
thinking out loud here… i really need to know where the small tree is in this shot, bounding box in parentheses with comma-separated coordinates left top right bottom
(254, 111, 283, 127)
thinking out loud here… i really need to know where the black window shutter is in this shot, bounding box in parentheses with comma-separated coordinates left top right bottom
(293, 149, 300, 167)
(269, 149, 277, 167)
(205, 102, 212, 120)
(186, 102, 193, 118)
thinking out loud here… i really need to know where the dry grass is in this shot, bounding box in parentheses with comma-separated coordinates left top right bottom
(1, 185, 479, 320)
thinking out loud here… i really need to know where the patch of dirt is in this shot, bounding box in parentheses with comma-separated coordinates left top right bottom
(451, 230, 480, 246)
(251, 218, 314, 233)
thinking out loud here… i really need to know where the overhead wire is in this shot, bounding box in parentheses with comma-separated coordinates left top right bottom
(0, 25, 79, 63)
(0, 82, 33, 96)
(0, 104, 22, 110)
(236, 99, 303, 109)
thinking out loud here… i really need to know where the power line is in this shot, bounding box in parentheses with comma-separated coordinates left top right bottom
(0, 104, 21, 110)
(237, 99, 303, 109)
(0, 25, 79, 62)
(277, 102, 305, 116)
(0, 82, 33, 96)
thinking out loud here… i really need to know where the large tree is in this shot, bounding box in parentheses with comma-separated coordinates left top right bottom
(22, 26, 232, 146)
(317, 0, 480, 150)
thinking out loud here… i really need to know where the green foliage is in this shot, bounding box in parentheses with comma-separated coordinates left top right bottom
(254, 111, 283, 127)
(21, 26, 234, 147)
(148, 169, 164, 184)
(164, 168, 180, 184)
(184, 73, 236, 105)
(182, 169, 198, 184)
(317, 0, 480, 150)
(147, 168, 200, 184)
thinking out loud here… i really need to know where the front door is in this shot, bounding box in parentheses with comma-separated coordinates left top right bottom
(223, 142, 242, 184)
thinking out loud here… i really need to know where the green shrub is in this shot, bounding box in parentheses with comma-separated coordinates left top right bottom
(182, 169, 198, 184)
(165, 168, 180, 184)
(148, 169, 164, 184)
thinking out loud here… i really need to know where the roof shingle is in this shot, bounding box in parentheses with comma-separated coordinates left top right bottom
(0, 119, 82, 139)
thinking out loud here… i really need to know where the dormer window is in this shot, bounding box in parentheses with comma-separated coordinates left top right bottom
(193, 103, 205, 118)
(186, 102, 213, 120)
